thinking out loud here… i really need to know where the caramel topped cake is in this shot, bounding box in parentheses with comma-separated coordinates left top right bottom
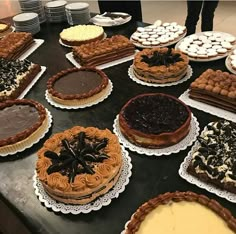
(189, 69, 236, 113)
(188, 120, 236, 194)
(73, 35, 135, 66)
(125, 191, 236, 234)
(0, 21, 10, 33)
(119, 93, 191, 148)
(0, 99, 48, 154)
(47, 67, 109, 106)
(36, 126, 123, 204)
(0, 32, 34, 59)
(60, 25, 104, 46)
(133, 47, 189, 83)
(0, 58, 41, 101)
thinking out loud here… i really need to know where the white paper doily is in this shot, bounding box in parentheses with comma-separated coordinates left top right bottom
(0, 109, 53, 157)
(59, 33, 107, 48)
(113, 114, 199, 156)
(179, 142, 236, 203)
(18, 66, 46, 99)
(225, 53, 236, 75)
(33, 146, 132, 214)
(19, 39, 44, 60)
(45, 79, 113, 109)
(179, 89, 236, 122)
(128, 65, 193, 87)
(66, 50, 138, 70)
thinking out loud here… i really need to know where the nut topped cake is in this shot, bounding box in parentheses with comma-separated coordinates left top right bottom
(0, 99, 48, 154)
(188, 120, 236, 194)
(60, 25, 104, 46)
(36, 126, 123, 204)
(125, 191, 236, 234)
(47, 67, 109, 106)
(0, 32, 34, 59)
(133, 47, 189, 83)
(0, 58, 41, 101)
(119, 93, 191, 148)
(189, 69, 236, 113)
(73, 35, 135, 67)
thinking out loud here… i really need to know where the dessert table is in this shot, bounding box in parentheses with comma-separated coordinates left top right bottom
(0, 17, 235, 234)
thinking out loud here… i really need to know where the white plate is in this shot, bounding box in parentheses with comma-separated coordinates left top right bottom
(179, 140, 236, 203)
(66, 50, 137, 70)
(45, 79, 113, 109)
(0, 109, 53, 157)
(179, 89, 236, 122)
(175, 31, 235, 62)
(65, 2, 89, 11)
(45, 0, 67, 8)
(128, 65, 193, 87)
(18, 39, 44, 60)
(13, 12, 38, 22)
(225, 51, 236, 75)
(113, 114, 199, 156)
(18, 66, 46, 99)
(59, 33, 107, 48)
(90, 12, 132, 27)
(33, 146, 132, 214)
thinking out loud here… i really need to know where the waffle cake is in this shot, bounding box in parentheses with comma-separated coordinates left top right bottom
(133, 47, 189, 83)
(36, 126, 123, 204)
(72, 35, 135, 67)
(187, 120, 236, 194)
(0, 58, 41, 101)
(0, 32, 34, 59)
(125, 191, 236, 234)
(189, 69, 236, 112)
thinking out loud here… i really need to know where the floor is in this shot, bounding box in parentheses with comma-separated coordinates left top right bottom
(0, 1, 235, 35)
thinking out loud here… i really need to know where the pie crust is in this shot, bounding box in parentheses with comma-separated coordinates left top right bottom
(0, 99, 48, 152)
(125, 191, 236, 234)
(133, 47, 189, 84)
(119, 93, 191, 148)
(36, 126, 123, 204)
(47, 67, 109, 106)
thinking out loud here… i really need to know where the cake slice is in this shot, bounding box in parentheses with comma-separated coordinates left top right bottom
(0, 58, 41, 101)
(72, 35, 135, 66)
(189, 69, 236, 112)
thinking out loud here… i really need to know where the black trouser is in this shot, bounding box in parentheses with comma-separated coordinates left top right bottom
(97, 0, 143, 22)
(185, 0, 219, 35)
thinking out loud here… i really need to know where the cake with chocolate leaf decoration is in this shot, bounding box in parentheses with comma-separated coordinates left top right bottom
(36, 126, 123, 204)
(133, 47, 189, 83)
(119, 93, 191, 148)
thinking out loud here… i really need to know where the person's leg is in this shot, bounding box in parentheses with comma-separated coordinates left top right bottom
(98, 1, 122, 14)
(201, 0, 219, 31)
(123, 1, 142, 21)
(185, 0, 203, 35)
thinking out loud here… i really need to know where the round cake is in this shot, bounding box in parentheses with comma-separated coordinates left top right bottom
(0, 99, 48, 155)
(47, 67, 109, 106)
(36, 126, 123, 204)
(125, 191, 236, 234)
(119, 93, 191, 148)
(133, 47, 189, 84)
(60, 25, 104, 46)
(0, 21, 10, 33)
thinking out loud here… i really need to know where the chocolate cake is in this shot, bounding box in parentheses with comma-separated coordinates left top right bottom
(133, 48, 189, 83)
(72, 35, 135, 67)
(36, 126, 123, 204)
(187, 120, 236, 194)
(0, 32, 34, 59)
(0, 99, 48, 154)
(0, 58, 41, 101)
(189, 69, 236, 113)
(125, 191, 236, 234)
(119, 93, 191, 148)
(47, 67, 109, 106)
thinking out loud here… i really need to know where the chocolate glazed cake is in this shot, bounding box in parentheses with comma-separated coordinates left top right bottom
(47, 67, 109, 106)
(119, 93, 191, 148)
(125, 191, 236, 234)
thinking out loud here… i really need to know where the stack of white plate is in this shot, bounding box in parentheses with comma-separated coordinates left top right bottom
(45, 0, 67, 23)
(13, 12, 40, 35)
(18, 0, 46, 23)
(65, 2, 90, 25)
